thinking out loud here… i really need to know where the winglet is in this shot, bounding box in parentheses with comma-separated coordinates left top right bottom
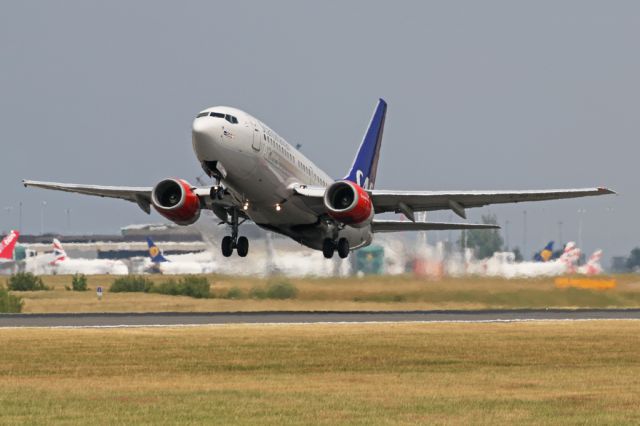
(598, 187, 616, 195)
(344, 99, 387, 190)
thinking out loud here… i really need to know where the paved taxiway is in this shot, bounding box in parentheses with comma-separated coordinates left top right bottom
(1, 309, 640, 327)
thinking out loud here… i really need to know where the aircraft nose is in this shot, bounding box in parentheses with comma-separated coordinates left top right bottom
(192, 117, 218, 138)
(191, 118, 222, 160)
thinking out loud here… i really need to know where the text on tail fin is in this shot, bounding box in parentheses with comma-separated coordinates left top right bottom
(0, 231, 19, 260)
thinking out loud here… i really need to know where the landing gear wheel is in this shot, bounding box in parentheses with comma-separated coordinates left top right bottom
(337, 238, 350, 259)
(322, 239, 335, 259)
(221, 236, 233, 257)
(210, 186, 224, 200)
(236, 236, 249, 257)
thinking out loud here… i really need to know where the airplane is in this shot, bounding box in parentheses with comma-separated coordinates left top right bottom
(533, 241, 555, 262)
(50, 238, 67, 265)
(0, 230, 19, 272)
(147, 236, 169, 264)
(26, 239, 128, 275)
(141, 236, 215, 275)
(578, 250, 603, 276)
(471, 240, 584, 278)
(23, 99, 615, 259)
(146, 236, 169, 273)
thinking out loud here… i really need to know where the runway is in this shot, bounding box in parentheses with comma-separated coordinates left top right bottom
(1, 309, 640, 328)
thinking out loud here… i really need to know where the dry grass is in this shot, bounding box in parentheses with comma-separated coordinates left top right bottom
(8, 274, 640, 313)
(0, 321, 639, 424)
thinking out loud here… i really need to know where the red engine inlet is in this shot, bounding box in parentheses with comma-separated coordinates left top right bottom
(151, 178, 201, 226)
(323, 180, 373, 227)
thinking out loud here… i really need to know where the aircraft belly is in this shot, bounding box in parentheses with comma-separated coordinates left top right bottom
(272, 222, 372, 251)
(234, 153, 319, 224)
(248, 201, 317, 226)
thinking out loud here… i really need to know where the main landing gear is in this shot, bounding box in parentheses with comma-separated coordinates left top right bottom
(322, 238, 350, 259)
(221, 208, 249, 257)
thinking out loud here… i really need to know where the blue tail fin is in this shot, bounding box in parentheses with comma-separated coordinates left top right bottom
(534, 241, 554, 262)
(345, 98, 387, 190)
(147, 237, 169, 263)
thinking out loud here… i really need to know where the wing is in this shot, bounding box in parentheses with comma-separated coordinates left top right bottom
(292, 185, 326, 213)
(22, 180, 234, 216)
(293, 185, 614, 219)
(23, 180, 154, 213)
(370, 187, 615, 219)
(371, 220, 499, 233)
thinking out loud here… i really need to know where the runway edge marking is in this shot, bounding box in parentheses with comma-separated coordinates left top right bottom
(1, 318, 640, 330)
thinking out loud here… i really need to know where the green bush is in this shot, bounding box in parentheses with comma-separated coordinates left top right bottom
(110, 276, 153, 293)
(71, 274, 88, 291)
(0, 286, 23, 312)
(249, 286, 267, 300)
(151, 276, 210, 299)
(110, 275, 210, 298)
(152, 280, 182, 296)
(266, 281, 298, 299)
(180, 276, 211, 298)
(249, 281, 298, 300)
(224, 286, 244, 299)
(7, 272, 48, 291)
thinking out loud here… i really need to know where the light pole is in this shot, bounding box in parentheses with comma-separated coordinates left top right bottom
(3, 206, 13, 233)
(558, 221, 563, 244)
(40, 201, 47, 235)
(577, 209, 586, 250)
(505, 219, 510, 250)
(522, 210, 527, 258)
(65, 208, 71, 233)
(18, 202, 22, 233)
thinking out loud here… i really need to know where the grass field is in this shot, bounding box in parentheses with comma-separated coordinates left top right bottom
(0, 321, 639, 424)
(7, 274, 640, 313)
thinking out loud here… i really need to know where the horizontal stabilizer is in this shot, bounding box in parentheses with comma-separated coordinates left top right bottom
(371, 220, 499, 233)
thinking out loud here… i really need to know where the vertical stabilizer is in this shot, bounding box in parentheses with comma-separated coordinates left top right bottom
(51, 238, 67, 264)
(147, 237, 169, 263)
(534, 241, 554, 262)
(0, 231, 19, 261)
(344, 98, 387, 189)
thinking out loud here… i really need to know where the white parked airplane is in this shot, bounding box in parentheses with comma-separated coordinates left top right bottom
(24, 99, 614, 259)
(25, 239, 129, 275)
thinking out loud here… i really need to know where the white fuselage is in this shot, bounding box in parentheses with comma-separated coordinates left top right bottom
(191, 106, 372, 250)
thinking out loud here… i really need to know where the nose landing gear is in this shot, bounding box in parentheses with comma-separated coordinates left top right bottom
(322, 238, 350, 259)
(220, 208, 250, 257)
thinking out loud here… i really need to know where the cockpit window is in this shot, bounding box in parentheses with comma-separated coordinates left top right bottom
(195, 111, 238, 124)
(225, 114, 238, 124)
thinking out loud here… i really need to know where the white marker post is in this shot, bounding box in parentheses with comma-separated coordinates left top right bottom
(96, 286, 103, 301)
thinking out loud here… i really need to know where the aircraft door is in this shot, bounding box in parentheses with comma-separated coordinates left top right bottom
(252, 121, 262, 151)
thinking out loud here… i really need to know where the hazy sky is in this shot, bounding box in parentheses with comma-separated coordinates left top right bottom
(1, 1, 638, 260)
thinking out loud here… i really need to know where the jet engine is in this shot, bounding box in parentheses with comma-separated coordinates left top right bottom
(323, 180, 373, 227)
(151, 178, 201, 225)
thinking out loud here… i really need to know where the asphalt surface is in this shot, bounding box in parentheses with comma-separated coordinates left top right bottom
(1, 309, 640, 327)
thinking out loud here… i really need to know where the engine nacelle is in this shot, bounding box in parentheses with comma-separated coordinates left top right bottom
(151, 178, 201, 226)
(323, 180, 373, 227)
